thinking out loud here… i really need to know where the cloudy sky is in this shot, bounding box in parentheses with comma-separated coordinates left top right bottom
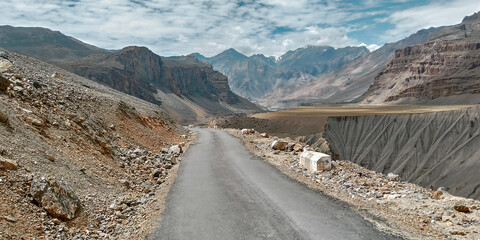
(1, 0, 479, 57)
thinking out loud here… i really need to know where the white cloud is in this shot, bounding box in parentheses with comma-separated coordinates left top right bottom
(358, 43, 381, 52)
(0, 0, 477, 57)
(383, 0, 480, 42)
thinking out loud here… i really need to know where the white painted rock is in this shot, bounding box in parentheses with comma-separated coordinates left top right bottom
(300, 151, 332, 172)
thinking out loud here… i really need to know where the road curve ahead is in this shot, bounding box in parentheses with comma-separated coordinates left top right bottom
(149, 129, 400, 240)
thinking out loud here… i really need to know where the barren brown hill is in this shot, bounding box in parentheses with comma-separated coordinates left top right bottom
(0, 25, 107, 61)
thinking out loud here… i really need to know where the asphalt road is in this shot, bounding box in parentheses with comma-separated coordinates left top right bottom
(149, 129, 400, 240)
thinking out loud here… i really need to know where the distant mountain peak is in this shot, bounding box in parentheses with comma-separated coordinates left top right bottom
(189, 52, 208, 62)
(218, 48, 247, 58)
(462, 10, 480, 23)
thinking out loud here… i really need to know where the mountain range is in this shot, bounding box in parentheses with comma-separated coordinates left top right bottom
(191, 46, 369, 102)
(261, 12, 480, 108)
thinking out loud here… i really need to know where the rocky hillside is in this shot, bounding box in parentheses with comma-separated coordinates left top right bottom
(0, 25, 107, 61)
(60, 47, 259, 123)
(0, 47, 196, 239)
(261, 27, 444, 109)
(362, 11, 480, 104)
(191, 46, 369, 101)
(324, 106, 480, 200)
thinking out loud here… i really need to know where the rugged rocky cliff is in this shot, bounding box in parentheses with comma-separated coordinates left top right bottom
(62, 47, 259, 123)
(324, 106, 480, 199)
(362, 12, 480, 104)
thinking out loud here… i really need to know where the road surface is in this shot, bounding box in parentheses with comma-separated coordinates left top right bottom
(149, 129, 400, 240)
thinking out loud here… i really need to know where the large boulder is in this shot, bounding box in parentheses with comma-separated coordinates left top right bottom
(300, 151, 332, 172)
(241, 129, 256, 135)
(260, 133, 270, 138)
(293, 143, 304, 152)
(30, 176, 80, 220)
(0, 156, 17, 170)
(0, 75, 10, 91)
(271, 140, 288, 151)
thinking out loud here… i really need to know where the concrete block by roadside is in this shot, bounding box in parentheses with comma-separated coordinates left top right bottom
(300, 151, 332, 172)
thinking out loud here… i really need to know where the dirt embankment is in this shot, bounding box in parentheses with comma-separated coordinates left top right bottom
(325, 105, 480, 200)
(0, 49, 196, 239)
(228, 129, 480, 240)
(211, 105, 474, 138)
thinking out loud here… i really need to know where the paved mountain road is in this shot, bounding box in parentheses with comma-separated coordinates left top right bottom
(149, 129, 400, 240)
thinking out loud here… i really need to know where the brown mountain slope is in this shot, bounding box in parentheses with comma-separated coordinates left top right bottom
(362, 11, 480, 104)
(0, 25, 107, 61)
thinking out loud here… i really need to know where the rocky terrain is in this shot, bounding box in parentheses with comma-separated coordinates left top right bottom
(0, 26, 261, 124)
(362, 12, 480, 104)
(325, 105, 480, 200)
(0, 48, 197, 239)
(261, 27, 444, 109)
(191, 46, 369, 101)
(229, 129, 480, 240)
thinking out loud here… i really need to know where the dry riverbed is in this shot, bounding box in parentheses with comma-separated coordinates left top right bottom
(228, 129, 480, 240)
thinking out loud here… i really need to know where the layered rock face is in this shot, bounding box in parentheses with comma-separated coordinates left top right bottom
(363, 40, 480, 104)
(162, 55, 240, 104)
(324, 106, 480, 199)
(66, 46, 163, 105)
(362, 12, 480, 104)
